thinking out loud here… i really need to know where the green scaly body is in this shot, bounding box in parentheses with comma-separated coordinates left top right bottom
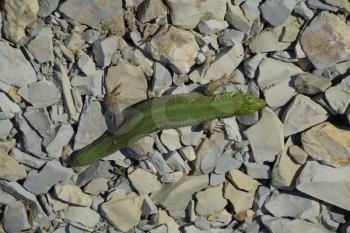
(67, 92, 266, 166)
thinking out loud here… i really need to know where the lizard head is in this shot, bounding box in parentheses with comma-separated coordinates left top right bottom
(235, 94, 266, 115)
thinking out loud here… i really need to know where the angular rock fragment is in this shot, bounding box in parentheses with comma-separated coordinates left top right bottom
(60, 0, 125, 35)
(64, 206, 100, 230)
(166, 0, 227, 29)
(38, 0, 60, 17)
(300, 12, 350, 69)
(198, 20, 229, 35)
(19, 80, 60, 108)
(128, 167, 162, 194)
(0, 149, 27, 181)
(249, 30, 290, 53)
(152, 62, 173, 91)
(0, 42, 37, 87)
(2, 0, 39, 43)
(11, 148, 45, 169)
(93, 36, 119, 67)
(302, 122, 350, 165)
(137, 0, 168, 23)
(3, 201, 31, 233)
(325, 76, 350, 114)
(71, 70, 104, 98)
(101, 195, 143, 232)
(227, 169, 260, 192)
(288, 145, 308, 164)
(296, 161, 350, 211)
(28, 27, 54, 63)
(293, 73, 332, 95)
(55, 183, 92, 207)
(195, 184, 227, 216)
(0, 119, 12, 140)
(226, 2, 251, 33)
(264, 191, 320, 219)
(147, 25, 199, 73)
(224, 182, 255, 213)
(282, 94, 328, 137)
(84, 178, 109, 195)
(23, 160, 74, 194)
(77, 53, 96, 76)
(244, 162, 271, 179)
(245, 108, 284, 163)
(260, 0, 297, 26)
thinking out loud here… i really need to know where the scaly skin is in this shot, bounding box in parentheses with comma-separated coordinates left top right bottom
(67, 92, 266, 167)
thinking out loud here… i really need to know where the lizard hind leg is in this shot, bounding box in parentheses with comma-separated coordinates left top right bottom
(202, 72, 234, 97)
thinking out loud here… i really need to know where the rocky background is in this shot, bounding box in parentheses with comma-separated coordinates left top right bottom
(0, 0, 349, 232)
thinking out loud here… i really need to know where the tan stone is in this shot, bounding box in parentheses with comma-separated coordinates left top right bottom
(224, 182, 255, 213)
(0, 150, 26, 181)
(227, 169, 261, 192)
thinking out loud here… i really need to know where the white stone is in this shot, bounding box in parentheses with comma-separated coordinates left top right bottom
(325, 76, 350, 114)
(301, 122, 350, 166)
(296, 161, 350, 211)
(258, 58, 303, 108)
(128, 167, 162, 194)
(264, 191, 320, 219)
(55, 183, 92, 207)
(147, 25, 199, 73)
(282, 94, 328, 137)
(0, 42, 37, 87)
(245, 108, 284, 163)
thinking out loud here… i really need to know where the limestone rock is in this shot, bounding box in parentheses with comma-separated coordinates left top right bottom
(55, 183, 92, 207)
(260, 0, 297, 26)
(147, 25, 199, 73)
(288, 145, 308, 164)
(0, 42, 37, 87)
(64, 206, 100, 230)
(166, 0, 227, 29)
(101, 195, 143, 232)
(301, 122, 350, 165)
(245, 108, 284, 163)
(0, 150, 26, 181)
(27, 27, 54, 63)
(224, 182, 255, 213)
(227, 169, 260, 192)
(226, 2, 251, 33)
(195, 184, 227, 216)
(137, 0, 168, 23)
(38, 0, 60, 17)
(249, 30, 290, 53)
(3, 201, 31, 233)
(296, 161, 350, 211)
(160, 129, 182, 151)
(300, 12, 350, 69)
(60, 0, 125, 35)
(282, 94, 328, 137)
(128, 168, 162, 194)
(325, 76, 350, 114)
(293, 73, 332, 95)
(2, 0, 39, 43)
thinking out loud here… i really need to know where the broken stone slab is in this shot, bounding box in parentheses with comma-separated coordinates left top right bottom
(38, 0, 60, 17)
(93, 36, 119, 67)
(160, 129, 182, 151)
(64, 206, 100, 231)
(322, 0, 350, 12)
(288, 145, 308, 164)
(166, 0, 227, 29)
(146, 25, 199, 73)
(101, 195, 143, 232)
(3, 200, 31, 233)
(178, 125, 204, 147)
(258, 58, 303, 108)
(227, 169, 261, 193)
(0, 149, 27, 181)
(152, 62, 173, 91)
(225, 2, 252, 33)
(151, 175, 209, 217)
(141, 195, 158, 215)
(0, 119, 12, 140)
(64, 32, 85, 51)
(200, 43, 244, 84)
(16, 114, 46, 158)
(282, 94, 328, 137)
(301, 122, 350, 166)
(241, 0, 261, 22)
(325, 75, 350, 114)
(264, 191, 320, 219)
(293, 73, 332, 95)
(293, 1, 314, 20)
(77, 53, 96, 76)
(261, 216, 334, 233)
(128, 167, 162, 195)
(193, 138, 222, 175)
(221, 117, 242, 142)
(54, 183, 92, 207)
(195, 184, 227, 216)
(198, 20, 229, 35)
(71, 70, 104, 98)
(83, 178, 109, 195)
(165, 151, 191, 174)
(244, 162, 271, 179)
(0, 42, 37, 87)
(214, 149, 243, 175)
(0, 189, 16, 205)
(272, 138, 301, 189)
(0, 92, 21, 116)
(137, 0, 168, 23)
(249, 30, 291, 53)
(18, 80, 60, 108)
(296, 161, 350, 211)
(23, 160, 74, 194)
(300, 12, 350, 69)
(27, 27, 54, 63)
(224, 182, 255, 213)
(218, 29, 245, 47)
(76, 161, 115, 187)
(245, 108, 284, 163)
(307, 0, 339, 11)
(73, 97, 107, 150)
(105, 63, 148, 112)
(260, 0, 297, 26)
(10, 148, 45, 169)
(2, 0, 39, 43)
(60, 0, 125, 35)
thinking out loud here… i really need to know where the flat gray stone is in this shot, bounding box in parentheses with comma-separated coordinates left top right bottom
(18, 80, 60, 108)
(165, 151, 191, 174)
(27, 27, 54, 63)
(241, 0, 261, 21)
(137, 0, 168, 23)
(55, 183, 92, 207)
(282, 94, 328, 137)
(71, 70, 104, 98)
(249, 30, 291, 53)
(151, 62, 172, 91)
(160, 129, 182, 151)
(325, 75, 350, 114)
(0, 41, 37, 87)
(260, 0, 297, 26)
(293, 73, 332, 95)
(76, 161, 115, 186)
(60, 0, 125, 35)
(264, 192, 320, 219)
(46, 123, 74, 158)
(38, 0, 60, 17)
(300, 12, 350, 69)
(198, 20, 229, 35)
(226, 2, 251, 33)
(294, 1, 314, 20)
(93, 36, 119, 67)
(261, 216, 333, 233)
(0, 119, 12, 140)
(288, 145, 308, 164)
(245, 108, 284, 163)
(65, 206, 100, 230)
(296, 161, 350, 211)
(10, 148, 45, 169)
(23, 160, 74, 194)
(244, 162, 271, 179)
(3, 201, 31, 233)
(195, 184, 227, 216)
(73, 97, 107, 150)
(77, 53, 96, 76)
(0, 92, 21, 116)
(128, 167, 162, 194)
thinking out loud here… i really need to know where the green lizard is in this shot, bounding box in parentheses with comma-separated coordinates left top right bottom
(66, 75, 266, 167)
